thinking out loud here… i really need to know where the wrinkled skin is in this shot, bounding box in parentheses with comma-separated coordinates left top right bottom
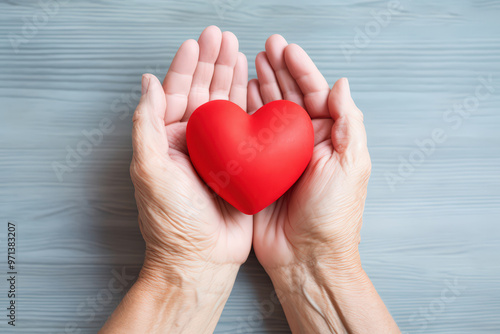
(130, 29, 371, 284)
(103, 28, 398, 334)
(130, 26, 252, 285)
(248, 35, 372, 271)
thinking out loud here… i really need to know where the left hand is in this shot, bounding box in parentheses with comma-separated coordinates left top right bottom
(131, 26, 252, 287)
(101, 26, 252, 334)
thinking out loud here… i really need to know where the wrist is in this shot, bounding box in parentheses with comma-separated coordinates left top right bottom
(135, 269, 236, 316)
(101, 261, 239, 334)
(266, 251, 367, 298)
(264, 251, 399, 334)
(264, 241, 365, 285)
(263, 248, 374, 334)
(141, 246, 241, 291)
(266, 262, 367, 334)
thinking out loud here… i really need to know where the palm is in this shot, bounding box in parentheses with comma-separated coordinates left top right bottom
(166, 123, 251, 264)
(131, 26, 252, 267)
(248, 35, 371, 269)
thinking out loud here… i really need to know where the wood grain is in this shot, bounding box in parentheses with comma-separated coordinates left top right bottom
(0, 0, 499, 332)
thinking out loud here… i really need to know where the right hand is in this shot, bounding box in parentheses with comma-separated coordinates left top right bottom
(249, 35, 372, 274)
(247, 34, 399, 334)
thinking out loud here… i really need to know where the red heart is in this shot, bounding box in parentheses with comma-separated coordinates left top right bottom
(186, 100, 314, 215)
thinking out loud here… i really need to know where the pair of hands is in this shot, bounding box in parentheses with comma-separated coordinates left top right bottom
(132, 25, 370, 284)
(102, 26, 397, 334)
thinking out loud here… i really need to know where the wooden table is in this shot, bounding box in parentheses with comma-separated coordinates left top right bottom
(1, 0, 499, 332)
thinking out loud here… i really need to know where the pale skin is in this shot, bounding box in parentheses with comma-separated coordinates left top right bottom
(100, 26, 400, 334)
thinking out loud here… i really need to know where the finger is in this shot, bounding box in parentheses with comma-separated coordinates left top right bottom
(184, 25, 223, 121)
(132, 74, 169, 163)
(284, 43, 330, 118)
(247, 79, 264, 114)
(264, 35, 304, 107)
(210, 31, 239, 101)
(229, 52, 248, 110)
(328, 78, 368, 154)
(255, 51, 282, 103)
(162, 39, 199, 125)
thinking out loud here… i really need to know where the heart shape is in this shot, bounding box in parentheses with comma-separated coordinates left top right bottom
(186, 100, 314, 214)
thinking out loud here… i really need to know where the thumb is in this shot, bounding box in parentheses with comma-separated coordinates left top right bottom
(328, 78, 368, 155)
(132, 74, 169, 164)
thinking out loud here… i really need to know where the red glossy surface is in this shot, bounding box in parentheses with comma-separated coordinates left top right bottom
(186, 100, 314, 214)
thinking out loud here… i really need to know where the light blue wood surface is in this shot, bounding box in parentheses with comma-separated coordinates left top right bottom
(1, 0, 499, 333)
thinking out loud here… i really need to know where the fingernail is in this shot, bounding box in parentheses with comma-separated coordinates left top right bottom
(343, 77, 351, 97)
(141, 74, 150, 96)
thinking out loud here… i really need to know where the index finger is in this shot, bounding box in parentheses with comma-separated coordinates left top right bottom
(284, 43, 330, 119)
